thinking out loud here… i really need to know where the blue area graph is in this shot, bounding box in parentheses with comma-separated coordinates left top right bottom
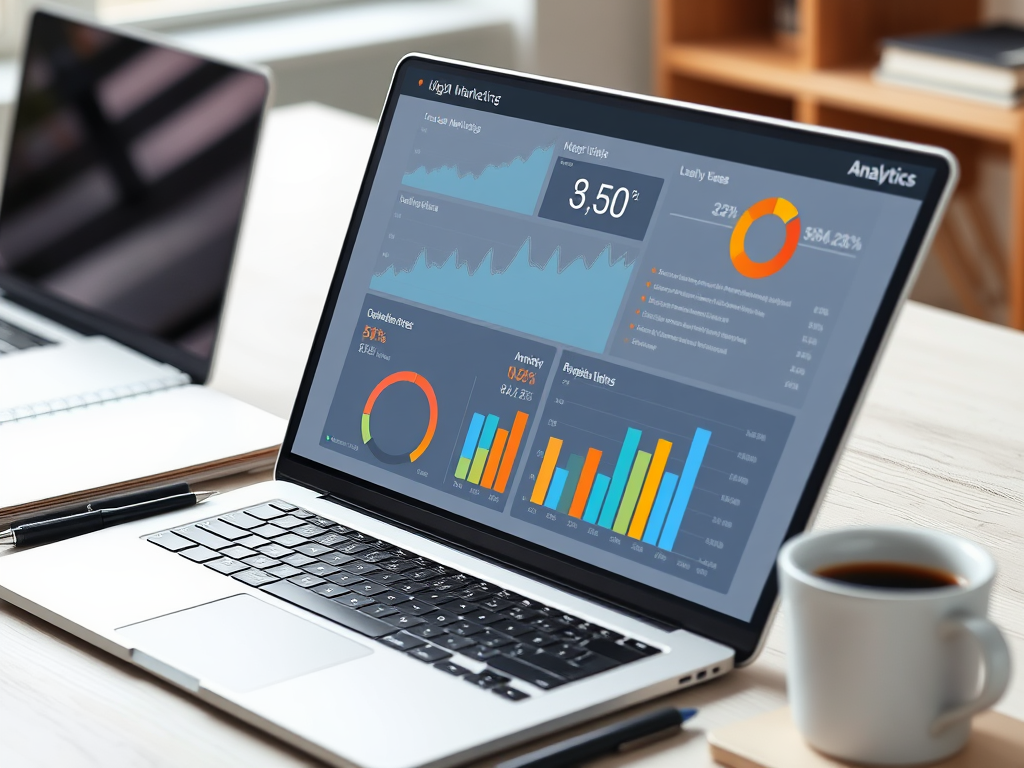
(371, 239, 635, 352)
(401, 145, 554, 215)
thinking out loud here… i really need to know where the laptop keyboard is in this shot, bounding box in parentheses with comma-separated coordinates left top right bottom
(0, 317, 54, 354)
(147, 499, 661, 702)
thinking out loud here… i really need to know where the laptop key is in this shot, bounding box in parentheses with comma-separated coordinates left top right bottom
(233, 569, 280, 588)
(437, 599, 479, 615)
(475, 630, 514, 649)
(293, 543, 332, 557)
(446, 621, 484, 637)
(396, 600, 435, 616)
(422, 611, 459, 626)
(273, 533, 309, 548)
(252, 524, 287, 539)
(336, 542, 370, 555)
(393, 581, 429, 595)
(491, 620, 534, 637)
(408, 624, 446, 639)
(260, 580, 392, 638)
(350, 582, 388, 597)
(246, 503, 288, 520)
(621, 638, 660, 657)
(303, 563, 341, 578)
(326, 572, 365, 587)
(243, 555, 281, 569)
(180, 546, 220, 562)
(313, 532, 348, 547)
(292, 523, 327, 539)
(271, 515, 305, 529)
(205, 557, 248, 575)
(465, 645, 501, 661)
(521, 631, 558, 647)
(148, 531, 194, 552)
(259, 544, 294, 559)
(380, 631, 425, 652)
(585, 638, 644, 664)
(317, 552, 355, 567)
(313, 583, 350, 598)
(436, 635, 476, 652)
(218, 511, 263, 530)
(377, 591, 412, 607)
(283, 552, 318, 567)
(408, 645, 451, 663)
(383, 613, 425, 630)
(435, 660, 470, 676)
(342, 561, 380, 576)
(172, 526, 232, 550)
(335, 594, 375, 609)
(266, 564, 303, 579)
(235, 535, 269, 550)
(221, 545, 258, 560)
(487, 655, 565, 690)
(359, 550, 394, 563)
(360, 603, 399, 619)
(464, 671, 510, 689)
(268, 500, 299, 513)
(289, 574, 326, 589)
(492, 685, 530, 702)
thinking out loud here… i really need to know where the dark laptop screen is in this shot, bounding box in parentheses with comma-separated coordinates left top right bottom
(286, 59, 949, 630)
(0, 11, 267, 380)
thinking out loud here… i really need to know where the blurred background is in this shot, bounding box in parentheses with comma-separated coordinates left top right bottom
(0, 0, 1022, 327)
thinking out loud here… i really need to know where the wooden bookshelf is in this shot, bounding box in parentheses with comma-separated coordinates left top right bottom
(654, 0, 1024, 327)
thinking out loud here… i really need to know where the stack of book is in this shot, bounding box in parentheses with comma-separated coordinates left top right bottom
(875, 25, 1024, 108)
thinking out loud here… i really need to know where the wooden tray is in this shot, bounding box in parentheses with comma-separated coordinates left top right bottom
(708, 707, 1024, 768)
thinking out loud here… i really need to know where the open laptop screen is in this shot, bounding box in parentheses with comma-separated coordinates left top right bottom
(0, 11, 267, 381)
(286, 59, 950, 642)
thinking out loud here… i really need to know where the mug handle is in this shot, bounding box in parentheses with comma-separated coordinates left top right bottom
(931, 616, 1012, 735)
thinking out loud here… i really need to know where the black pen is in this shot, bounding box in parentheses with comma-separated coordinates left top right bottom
(497, 707, 698, 768)
(0, 490, 217, 547)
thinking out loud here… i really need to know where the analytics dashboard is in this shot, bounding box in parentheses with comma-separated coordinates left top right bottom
(294, 65, 935, 621)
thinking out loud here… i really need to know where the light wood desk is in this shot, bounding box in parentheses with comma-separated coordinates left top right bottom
(2, 103, 1024, 767)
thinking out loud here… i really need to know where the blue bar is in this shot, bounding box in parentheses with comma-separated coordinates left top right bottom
(479, 414, 500, 449)
(582, 474, 611, 524)
(642, 472, 679, 545)
(597, 427, 642, 528)
(543, 468, 569, 510)
(459, 413, 485, 460)
(658, 428, 711, 551)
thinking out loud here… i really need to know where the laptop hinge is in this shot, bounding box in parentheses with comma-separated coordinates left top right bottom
(317, 492, 676, 633)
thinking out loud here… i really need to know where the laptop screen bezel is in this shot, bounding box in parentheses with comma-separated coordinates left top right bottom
(0, 8, 272, 384)
(275, 54, 954, 662)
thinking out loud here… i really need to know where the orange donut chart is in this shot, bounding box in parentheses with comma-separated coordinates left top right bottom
(729, 197, 800, 279)
(361, 371, 438, 464)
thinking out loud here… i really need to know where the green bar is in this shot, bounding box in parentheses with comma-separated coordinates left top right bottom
(467, 447, 489, 484)
(612, 451, 651, 534)
(455, 456, 472, 480)
(556, 454, 586, 514)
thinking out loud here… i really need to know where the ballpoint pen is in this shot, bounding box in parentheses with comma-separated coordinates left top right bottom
(496, 707, 698, 768)
(0, 489, 218, 548)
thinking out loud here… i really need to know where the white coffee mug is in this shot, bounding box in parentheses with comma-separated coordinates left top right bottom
(778, 526, 1011, 765)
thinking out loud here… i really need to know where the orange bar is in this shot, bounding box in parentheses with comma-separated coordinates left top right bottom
(480, 428, 509, 489)
(494, 411, 529, 493)
(568, 448, 603, 518)
(529, 436, 562, 504)
(628, 438, 673, 539)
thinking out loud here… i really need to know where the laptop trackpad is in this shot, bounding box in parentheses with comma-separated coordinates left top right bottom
(117, 594, 373, 693)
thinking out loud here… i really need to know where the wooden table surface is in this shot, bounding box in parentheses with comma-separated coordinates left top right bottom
(2, 103, 1024, 767)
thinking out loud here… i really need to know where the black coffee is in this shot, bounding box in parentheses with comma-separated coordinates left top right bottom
(816, 561, 964, 590)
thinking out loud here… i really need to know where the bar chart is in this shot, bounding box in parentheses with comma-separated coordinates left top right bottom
(511, 352, 795, 593)
(453, 410, 529, 494)
(529, 425, 711, 550)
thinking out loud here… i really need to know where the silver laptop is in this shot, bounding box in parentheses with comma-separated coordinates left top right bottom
(0, 9, 268, 413)
(0, 55, 956, 768)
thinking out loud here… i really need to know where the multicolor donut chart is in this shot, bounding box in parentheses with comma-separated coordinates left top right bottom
(729, 197, 800, 279)
(361, 371, 438, 464)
